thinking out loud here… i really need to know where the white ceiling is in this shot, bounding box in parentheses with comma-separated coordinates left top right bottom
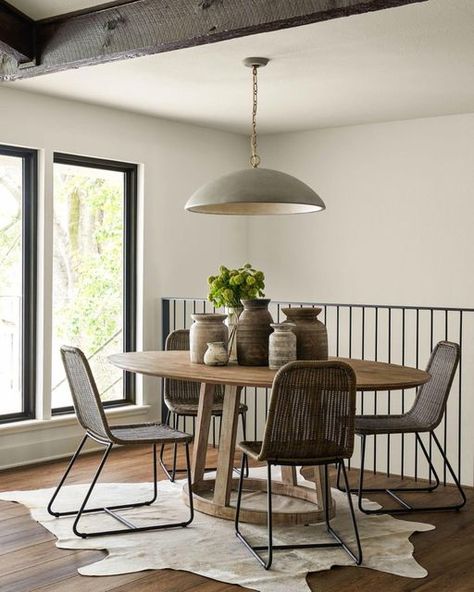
(6, 0, 474, 134)
(11, 0, 112, 19)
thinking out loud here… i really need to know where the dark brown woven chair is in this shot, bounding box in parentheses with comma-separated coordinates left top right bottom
(47, 346, 194, 538)
(337, 341, 466, 514)
(160, 329, 248, 481)
(235, 360, 362, 570)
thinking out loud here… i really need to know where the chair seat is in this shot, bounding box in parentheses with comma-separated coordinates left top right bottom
(110, 422, 192, 444)
(355, 413, 429, 435)
(238, 441, 263, 460)
(238, 440, 343, 465)
(165, 401, 248, 417)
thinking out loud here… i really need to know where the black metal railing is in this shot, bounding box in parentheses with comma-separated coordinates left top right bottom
(162, 297, 474, 486)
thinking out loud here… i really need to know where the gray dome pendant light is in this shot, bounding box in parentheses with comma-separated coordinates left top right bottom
(184, 57, 326, 215)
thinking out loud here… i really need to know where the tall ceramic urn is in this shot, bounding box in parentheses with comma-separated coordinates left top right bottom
(190, 313, 228, 364)
(282, 307, 328, 360)
(237, 299, 273, 366)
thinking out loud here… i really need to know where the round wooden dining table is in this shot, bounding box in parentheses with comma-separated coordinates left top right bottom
(109, 351, 430, 525)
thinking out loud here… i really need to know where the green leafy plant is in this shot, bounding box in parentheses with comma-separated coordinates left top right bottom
(207, 263, 265, 308)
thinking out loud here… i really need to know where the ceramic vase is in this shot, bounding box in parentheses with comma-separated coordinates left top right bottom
(281, 307, 328, 360)
(225, 305, 243, 363)
(237, 299, 273, 366)
(269, 323, 297, 370)
(204, 342, 229, 366)
(190, 313, 228, 364)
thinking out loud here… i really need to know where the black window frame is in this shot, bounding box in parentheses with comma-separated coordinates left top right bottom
(0, 144, 37, 424)
(52, 153, 137, 414)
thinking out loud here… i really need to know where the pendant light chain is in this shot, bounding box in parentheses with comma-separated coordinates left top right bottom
(250, 65, 261, 168)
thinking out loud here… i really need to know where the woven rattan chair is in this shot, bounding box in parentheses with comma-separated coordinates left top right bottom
(47, 346, 194, 538)
(159, 329, 248, 481)
(337, 341, 466, 514)
(235, 361, 362, 570)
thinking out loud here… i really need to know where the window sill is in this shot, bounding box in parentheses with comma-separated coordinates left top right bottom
(0, 404, 151, 435)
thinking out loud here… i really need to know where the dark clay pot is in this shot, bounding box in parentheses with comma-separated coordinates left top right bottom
(282, 307, 328, 360)
(237, 299, 273, 366)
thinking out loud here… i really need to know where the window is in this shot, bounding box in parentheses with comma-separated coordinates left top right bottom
(51, 154, 137, 413)
(0, 145, 37, 422)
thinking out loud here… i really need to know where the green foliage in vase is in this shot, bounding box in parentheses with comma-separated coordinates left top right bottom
(207, 263, 265, 308)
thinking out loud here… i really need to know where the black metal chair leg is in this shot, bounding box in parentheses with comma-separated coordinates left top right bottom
(338, 433, 440, 495)
(241, 413, 249, 478)
(332, 462, 363, 564)
(159, 410, 176, 482)
(146, 444, 158, 505)
(159, 412, 180, 483)
(236, 461, 362, 569)
(235, 456, 273, 569)
(71, 440, 194, 538)
(48, 434, 88, 517)
(336, 433, 440, 492)
(73, 442, 113, 537)
(356, 432, 466, 514)
(183, 442, 195, 526)
(50, 439, 160, 520)
(430, 432, 466, 511)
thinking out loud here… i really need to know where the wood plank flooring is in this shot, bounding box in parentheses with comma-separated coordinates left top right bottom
(0, 444, 472, 591)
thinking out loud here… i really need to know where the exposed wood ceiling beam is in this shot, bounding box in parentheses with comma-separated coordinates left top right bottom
(0, 0, 428, 81)
(0, 0, 35, 64)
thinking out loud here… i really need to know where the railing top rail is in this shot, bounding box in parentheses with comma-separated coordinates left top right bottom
(161, 297, 474, 314)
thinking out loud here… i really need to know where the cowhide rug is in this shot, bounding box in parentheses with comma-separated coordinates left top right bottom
(0, 467, 434, 591)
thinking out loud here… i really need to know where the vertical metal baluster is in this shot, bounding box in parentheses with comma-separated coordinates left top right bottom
(458, 311, 463, 482)
(173, 300, 176, 331)
(183, 300, 187, 329)
(361, 307, 365, 415)
(336, 305, 340, 357)
(414, 308, 419, 481)
(401, 308, 405, 480)
(443, 310, 449, 485)
(161, 299, 171, 423)
(387, 307, 392, 478)
(254, 387, 258, 440)
(348, 306, 352, 358)
(373, 307, 378, 474)
(277, 303, 280, 323)
(429, 309, 434, 483)
(348, 306, 352, 471)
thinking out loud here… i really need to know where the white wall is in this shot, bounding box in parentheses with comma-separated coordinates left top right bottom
(248, 113, 474, 485)
(0, 86, 248, 467)
(249, 113, 474, 307)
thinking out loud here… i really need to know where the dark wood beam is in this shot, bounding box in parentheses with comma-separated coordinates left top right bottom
(0, 0, 428, 81)
(0, 0, 35, 64)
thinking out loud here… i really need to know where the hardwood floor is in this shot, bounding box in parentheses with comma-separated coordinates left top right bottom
(0, 444, 472, 591)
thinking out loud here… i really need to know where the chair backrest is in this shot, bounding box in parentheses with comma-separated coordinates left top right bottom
(60, 345, 112, 442)
(258, 361, 357, 464)
(408, 341, 460, 430)
(164, 330, 202, 405)
(164, 329, 224, 406)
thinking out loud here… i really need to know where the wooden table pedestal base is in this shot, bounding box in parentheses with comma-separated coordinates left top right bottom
(182, 477, 336, 526)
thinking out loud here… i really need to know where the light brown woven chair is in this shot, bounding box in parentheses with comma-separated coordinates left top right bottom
(160, 329, 248, 481)
(337, 341, 466, 514)
(47, 346, 194, 538)
(235, 360, 362, 570)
